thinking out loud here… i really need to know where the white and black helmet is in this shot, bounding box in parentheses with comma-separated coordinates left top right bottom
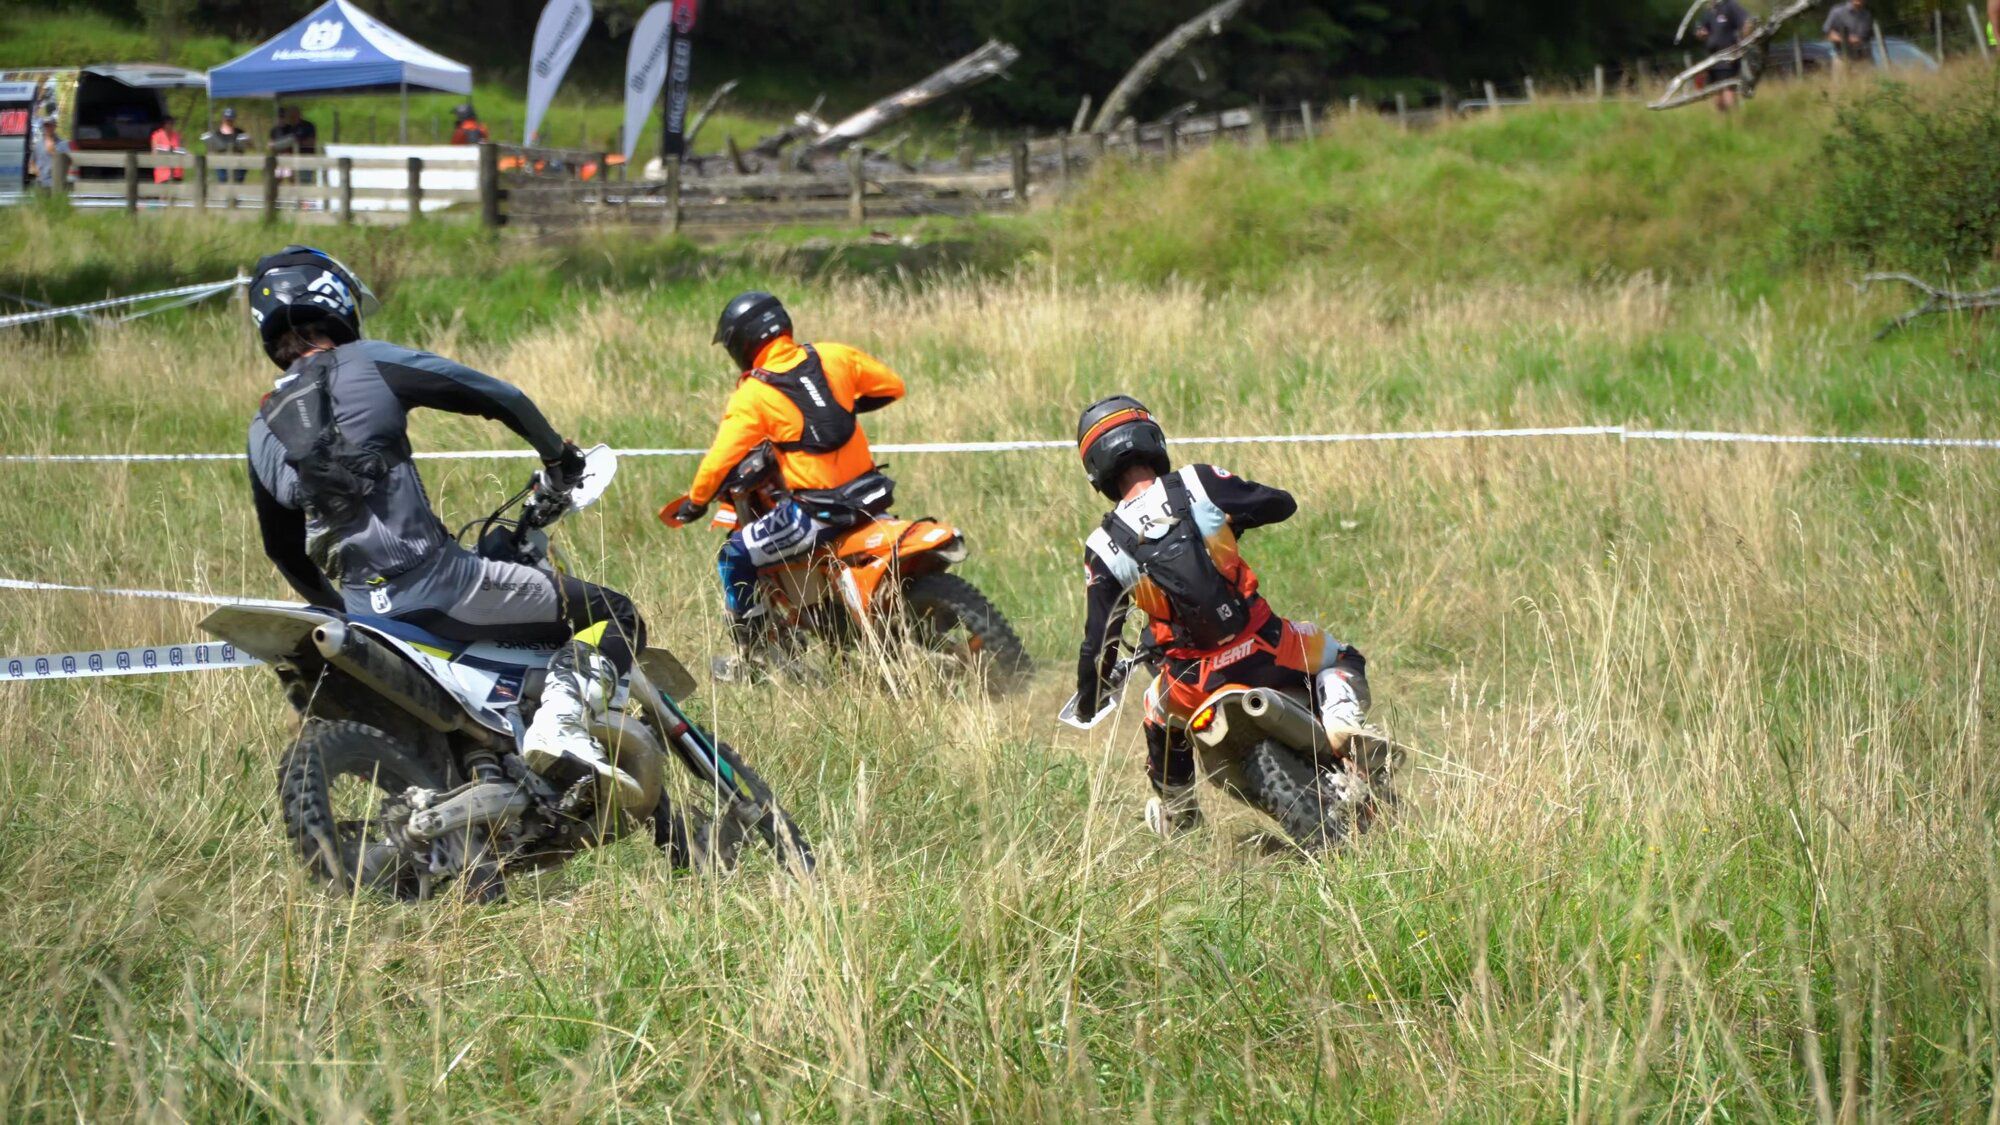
(248, 245, 379, 369)
(1077, 394, 1172, 499)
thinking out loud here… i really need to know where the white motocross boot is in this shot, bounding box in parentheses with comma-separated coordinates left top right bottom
(525, 643, 644, 807)
(1314, 666, 1370, 753)
(1144, 782, 1204, 839)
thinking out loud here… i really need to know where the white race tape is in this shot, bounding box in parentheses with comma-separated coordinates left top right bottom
(0, 277, 247, 331)
(2, 641, 261, 683)
(1624, 429, 2000, 450)
(3, 425, 1997, 465)
(0, 576, 296, 609)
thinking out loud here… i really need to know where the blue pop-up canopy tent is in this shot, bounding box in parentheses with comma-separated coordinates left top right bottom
(207, 0, 471, 139)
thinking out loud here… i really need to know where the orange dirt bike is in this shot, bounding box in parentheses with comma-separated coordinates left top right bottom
(661, 442, 1031, 689)
(1060, 644, 1406, 850)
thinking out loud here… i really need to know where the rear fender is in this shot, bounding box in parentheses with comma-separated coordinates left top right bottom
(830, 518, 968, 619)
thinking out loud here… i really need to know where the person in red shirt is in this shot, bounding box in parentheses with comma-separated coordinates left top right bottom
(149, 114, 185, 185)
(450, 104, 488, 145)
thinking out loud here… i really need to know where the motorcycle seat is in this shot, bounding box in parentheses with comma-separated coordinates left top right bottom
(347, 614, 470, 658)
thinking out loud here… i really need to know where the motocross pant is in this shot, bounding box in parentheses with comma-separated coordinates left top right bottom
(1140, 614, 1367, 794)
(344, 544, 647, 675)
(715, 500, 842, 618)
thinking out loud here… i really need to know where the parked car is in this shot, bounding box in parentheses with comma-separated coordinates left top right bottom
(0, 64, 206, 180)
(1760, 36, 1941, 79)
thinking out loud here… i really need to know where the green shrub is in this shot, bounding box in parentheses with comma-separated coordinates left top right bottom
(1816, 70, 2000, 276)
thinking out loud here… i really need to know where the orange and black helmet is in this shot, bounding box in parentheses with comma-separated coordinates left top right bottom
(1077, 395, 1171, 499)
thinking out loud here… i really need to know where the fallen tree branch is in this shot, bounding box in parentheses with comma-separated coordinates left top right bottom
(1650, 0, 1815, 111)
(1090, 0, 1246, 133)
(1858, 272, 2000, 338)
(684, 79, 739, 154)
(796, 40, 1020, 165)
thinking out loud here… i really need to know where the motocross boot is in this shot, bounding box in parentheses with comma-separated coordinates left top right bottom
(1315, 663, 1371, 754)
(1144, 781, 1204, 839)
(525, 641, 644, 807)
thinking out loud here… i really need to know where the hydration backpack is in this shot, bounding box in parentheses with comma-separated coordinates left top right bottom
(259, 352, 388, 527)
(1105, 471, 1251, 650)
(751, 346, 856, 454)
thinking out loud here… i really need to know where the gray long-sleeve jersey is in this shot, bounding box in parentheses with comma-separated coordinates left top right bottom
(247, 340, 565, 606)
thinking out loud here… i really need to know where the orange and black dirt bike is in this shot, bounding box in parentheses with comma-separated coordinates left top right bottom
(1061, 644, 1407, 851)
(661, 442, 1031, 689)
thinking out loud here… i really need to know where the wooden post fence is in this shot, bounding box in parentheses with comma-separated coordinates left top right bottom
(1524, 77, 1537, 102)
(665, 159, 682, 232)
(1394, 92, 1408, 129)
(1594, 64, 1606, 100)
(848, 148, 865, 226)
(338, 157, 355, 225)
(123, 152, 138, 213)
(1011, 141, 1030, 209)
(1056, 134, 1072, 188)
(1163, 118, 1179, 161)
(1299, 101, 1315, 142)
(1483, 81, 1501, 114)
(478, 144, 499, 228)
(405, 156, 422, 223)
(52, 150, 70, 196)
(192, 155, 208, 210)
(262, 154, 278, 222)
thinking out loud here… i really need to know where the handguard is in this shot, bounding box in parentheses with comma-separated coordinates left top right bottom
(1057, 684, 1123, 731)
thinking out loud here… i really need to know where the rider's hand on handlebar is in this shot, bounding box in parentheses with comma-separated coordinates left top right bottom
(663, 496, 708, 527)
(541, 441, 588, 493)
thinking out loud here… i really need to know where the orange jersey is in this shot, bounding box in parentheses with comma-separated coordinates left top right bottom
(687, 335, 904, 505)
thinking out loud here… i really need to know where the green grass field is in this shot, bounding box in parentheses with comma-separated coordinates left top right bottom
(3, 64, 1999, 1119)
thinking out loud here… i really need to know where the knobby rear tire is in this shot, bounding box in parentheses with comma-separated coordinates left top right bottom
(900, 572, 1033, 691)
(1240, 739, 1349, 852)
(278, 719, 445, 900)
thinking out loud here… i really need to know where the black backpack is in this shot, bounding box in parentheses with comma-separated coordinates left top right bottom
(259, 352, 387, 523)
(751, 346, 856, 454)
(1105, 472, 1251, 650)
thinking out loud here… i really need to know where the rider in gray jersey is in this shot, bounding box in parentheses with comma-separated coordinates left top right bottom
(243, 246, 648, 802)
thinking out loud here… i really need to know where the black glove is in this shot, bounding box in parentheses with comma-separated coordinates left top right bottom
(542, 441, 587, 492)
(664, 496, 708, 525)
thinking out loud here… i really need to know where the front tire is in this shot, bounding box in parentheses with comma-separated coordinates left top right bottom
(900, 572, 1032, 690)
(278, 719, 446, 900)
(1240, 739, 1349, 851)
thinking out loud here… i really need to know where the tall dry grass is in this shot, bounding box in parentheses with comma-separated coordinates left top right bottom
(1, 235, 1998, 1117)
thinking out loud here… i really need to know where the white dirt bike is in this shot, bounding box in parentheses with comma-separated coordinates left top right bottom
(203, 446, 813, 901)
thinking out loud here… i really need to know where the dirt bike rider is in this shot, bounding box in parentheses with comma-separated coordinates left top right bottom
(243, 246, 648, 804)
(661, 291, 905, 661)
(1069, 396, 1373, 837)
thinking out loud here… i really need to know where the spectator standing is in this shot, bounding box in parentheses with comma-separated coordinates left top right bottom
(149, 113, 186, 187)
(1693, 0, 1755, 113)
(270, 106, 319, 187)
(450, 103, 488, 145)
(208, 106, 252, 183)
(36, 104, 61, 190)
(1823, 0, 1873, 63)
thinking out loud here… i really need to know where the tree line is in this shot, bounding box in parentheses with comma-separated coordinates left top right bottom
(116, 0, 1933, 126)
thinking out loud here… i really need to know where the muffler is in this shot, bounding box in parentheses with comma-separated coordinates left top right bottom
(407, 782, 532, 841)
(312, 620, 476, 735)
(1241, 688, 1321, 752)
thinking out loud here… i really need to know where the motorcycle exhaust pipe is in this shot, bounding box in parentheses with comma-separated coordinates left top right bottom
(407, 782, 531, 842)
(1241, 688, 1322, 753)
(312, 620, 476, 736)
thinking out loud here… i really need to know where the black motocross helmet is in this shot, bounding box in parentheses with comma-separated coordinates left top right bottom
(1077, 395, 1172, 499)
(248, 245, 377, 369)
(713, 291, 793, 371)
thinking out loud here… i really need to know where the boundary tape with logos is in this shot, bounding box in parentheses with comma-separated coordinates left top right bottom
(5, 422, 2000, 684)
